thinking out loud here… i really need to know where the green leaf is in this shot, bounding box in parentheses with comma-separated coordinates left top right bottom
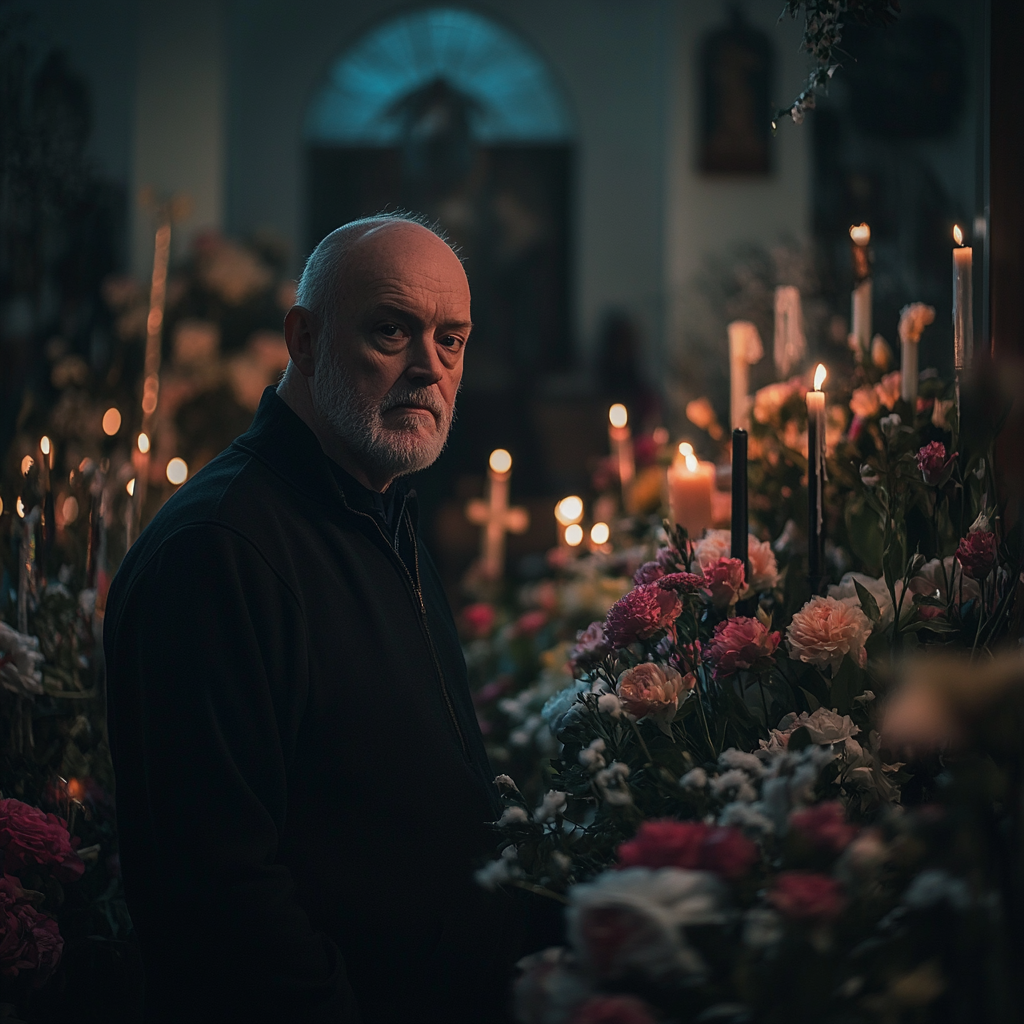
(853, 579, 882, 625)
(799, 686, 821, 712)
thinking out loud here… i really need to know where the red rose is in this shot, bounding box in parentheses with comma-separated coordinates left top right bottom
(0, 875, 63, 985)
(702, 557, 746, 609)
(956, 531, 997, 581)
(459, 602, 496, 639)
(706, 617, 780, 679)
(571, 995, 658, 1024)
(915, 442, 957, 486)
(605, 585, 682, 648)
(0, 799, 83, 882)
(617, 820, 758, 881)
(768, 870, 846, 922)
(789, 802, 858, 854)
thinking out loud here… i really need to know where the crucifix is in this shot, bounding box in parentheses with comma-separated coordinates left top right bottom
(466, 449, 529, 581)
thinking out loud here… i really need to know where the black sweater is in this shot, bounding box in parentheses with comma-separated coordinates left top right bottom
(104, 389, 517, 1023)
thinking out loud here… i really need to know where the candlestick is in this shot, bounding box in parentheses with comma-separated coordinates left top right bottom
(730, 429, 748, 575)
(849, 223, 872, 360)
(952, 225, 973, 413)
(667, 442, 714, 540)
(806, 364, 827, 591)
(773, 286, 806, 379)
(608, 404, 634, 490)
(466, 449, 529, 580)
(898, 302, 936, 404)
(728, 321, 763, 431)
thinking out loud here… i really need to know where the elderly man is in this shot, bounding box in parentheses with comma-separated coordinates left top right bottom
(105, 215, 521, 1023)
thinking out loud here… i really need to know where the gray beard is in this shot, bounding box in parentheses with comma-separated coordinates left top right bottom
(310, 346, 454, 482)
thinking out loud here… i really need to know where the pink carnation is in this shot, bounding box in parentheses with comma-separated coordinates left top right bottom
(786, 596, 871, 675)
(702, 557, 746, 609)
(570, 622, 612, 672)
(632, 561, 665, 585)
(615, 663, 691, 722)
(789, 802, 858, 854)
(0, 799, 83, 882)
(916, 442, 957, 486)
(956, 530, 997, 581)
(0, 875, 63, 984)
(768, 871, 846, 922)
(605, 584, 682, 648)
(617, 820, 758, 881)
(657, 572, 705, 593)
(706, 617, 780, 679)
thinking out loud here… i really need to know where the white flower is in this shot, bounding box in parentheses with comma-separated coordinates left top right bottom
(494, 774, 520, 794)
(880, 413, 902, 440)
(497, 806, 528, 826)
(535, 791, 568, 824)
(0, 622, 45, 697)
(594, 761, 632, 806)
(743, 907, 783, 949)
(710, 769, 758, 803)
(475, 845, 523, 889)
(764, 708, 859, 749)
(597, 693, 623, 718)
(568, 867, 727, 981)
(578, 738, 607, 773)
(828, 571, 898, 627)
(902, 870, 971, 910)
(717, 749, 764, 776)
(718, 802, 774, 837)
(690, 529, 731, 572)
(679, 767, 708, 790)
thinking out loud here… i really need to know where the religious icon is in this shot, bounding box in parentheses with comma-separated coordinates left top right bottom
(698, 14, 772, 175)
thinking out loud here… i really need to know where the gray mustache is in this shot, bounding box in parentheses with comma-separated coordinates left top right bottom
(380, 388, 447, 419)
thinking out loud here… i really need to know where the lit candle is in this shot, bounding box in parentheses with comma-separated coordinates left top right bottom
(39, 436, 54, 553)
(728, 321, 763, 431)
(730, 428, 748, 575)
(806, 364, 827, 590)
(608, 404, 634, 490)
(849, 223, 872, 361)
(667, 442, 714, 540)
(952, 224, 973, 410)
(898, 302, 936, 404)
(554, 495, 585, 548)
(465, 449, 529, 580)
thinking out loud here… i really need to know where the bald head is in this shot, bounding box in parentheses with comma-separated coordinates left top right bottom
(279, 215, 472, 491)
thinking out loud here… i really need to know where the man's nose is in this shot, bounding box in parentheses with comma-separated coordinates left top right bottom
(405, 332, 444, 386)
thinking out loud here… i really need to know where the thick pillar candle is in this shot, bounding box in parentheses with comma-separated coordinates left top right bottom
(806, 364, 827, 590)
(667, 443, 714, 539)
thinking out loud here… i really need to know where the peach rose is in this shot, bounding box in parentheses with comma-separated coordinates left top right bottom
(786, 596, 871, 675)
(616, 663, 690, 722)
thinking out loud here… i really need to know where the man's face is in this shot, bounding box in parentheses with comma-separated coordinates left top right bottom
(310, 223, 471, 484)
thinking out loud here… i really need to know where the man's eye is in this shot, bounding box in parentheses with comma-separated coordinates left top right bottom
(378, 324, 401, 338)
(439, 335, 463, 349)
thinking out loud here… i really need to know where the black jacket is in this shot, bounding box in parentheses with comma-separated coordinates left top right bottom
(104, 388, 518, 1023)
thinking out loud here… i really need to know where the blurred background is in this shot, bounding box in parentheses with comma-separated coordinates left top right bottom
(0, 0, 1013, 591)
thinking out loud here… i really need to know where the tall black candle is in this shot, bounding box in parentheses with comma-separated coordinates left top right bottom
(731, 428, 748, 576)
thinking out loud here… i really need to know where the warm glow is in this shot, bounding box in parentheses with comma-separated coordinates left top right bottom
(652, 427, 669, 445)
(953, 224, 964, 246)
(849, 223, 871, 246)
(40, 436, 50, 456)
(166, 458, 188, 485)
(0, 496, 3, 516)
(61, 496, 78, 524)
(565, 523, 584, 547)
(555, 495, 584, 526)
(20, 456, 34, 476)
(488, 448, 512, 474)
(126, 478, 135, 497)
(608, 403, 628, 429)
(678, 441, 694, 457)
(137, 432, 151, 454)
(102, 407, 122, 435)
(590, 522, 610, 545)
(67, 778, 84, 801)
(16, 497, 25, 518)
(814, 364, 827, 391)
(684, 453, 699, 473)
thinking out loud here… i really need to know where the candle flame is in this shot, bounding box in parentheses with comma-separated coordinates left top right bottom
(849, 223, 870, 246)
(814, 364, 827, 391)
(684, 453, 699, 473)
(126, 478, 135, 497)
(137, 432, 151, 454)
(953, 224, 964, 246)
(21, 455, 34, 476)
(488, 448, 512, 474)
(16, 497, 25, 518)
(61, 496, 78, 524)
(40, 436, 50, 456)
(608, 404, 628, 429)
(678, 441, 694, 457)
(0, 496, 3, 516)
(590, 522, 610, 545)
(565, 523, 584, 547)
(166, 457, 188, 485)
(102, 407, 122, 436)
(555, 495, 584, 526)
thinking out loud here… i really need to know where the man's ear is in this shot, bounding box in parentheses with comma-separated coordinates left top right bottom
(284, 306, 317, 377)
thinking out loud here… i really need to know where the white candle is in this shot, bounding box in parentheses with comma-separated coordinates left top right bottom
(667, 442, 714, 539)
(773, 285, 806, 379)
(554, 495, 584, 548)
(898, 302, 936, 405)
(952, 225, 973, 391)
(728, 321, 763, 431)
(849, 223, 872, 360)
(608, 404, 634, 489)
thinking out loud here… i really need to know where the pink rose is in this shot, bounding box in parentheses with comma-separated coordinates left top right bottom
(459, 602, 496, 639)
(617, 820, 758, 881)
(616, 664, 688, 722)
(0, 799, 83, 882)
(768, 870, 846, 922)
(956, 530, 997, 581)
(570, 995, 658, 1024)
(702, 557, 746, 609)
(786, 596, 871, 675)
(706, 617, 780, 679)
(570, 622, 612, 672)
(656, 572, 705, 593)
(916, 441, 957, 486)
(632, 561, 665, 585)
(0, 875, 63, 984)
(605, 585, 682, 648)
(789, 802, 858, 854)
